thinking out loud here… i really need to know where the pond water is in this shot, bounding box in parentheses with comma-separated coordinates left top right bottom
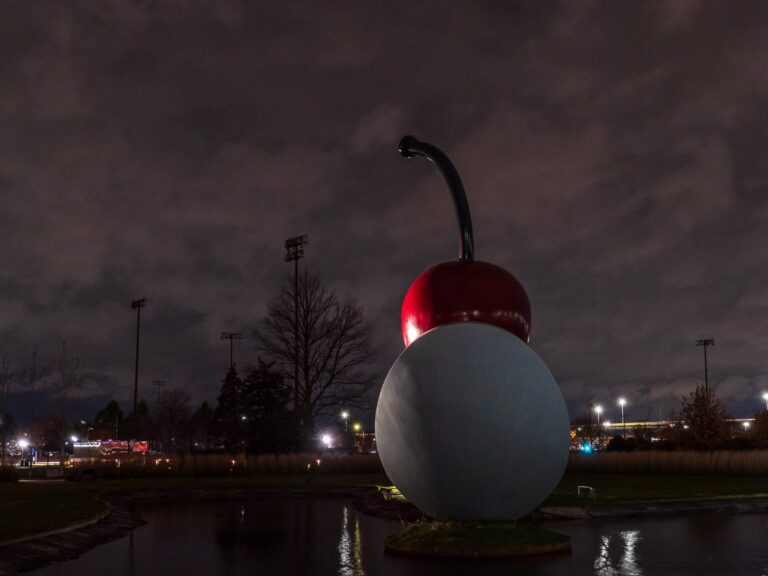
(33, 497, 768, 576)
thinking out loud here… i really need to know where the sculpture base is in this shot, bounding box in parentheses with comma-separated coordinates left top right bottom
(384, 521, 571, 558)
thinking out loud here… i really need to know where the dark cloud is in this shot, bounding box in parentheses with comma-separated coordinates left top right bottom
(1, 1, 768, 424)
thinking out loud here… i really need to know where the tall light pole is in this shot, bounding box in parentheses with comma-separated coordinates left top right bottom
(618, 397, 627, 437)
(151, 379, 166, 400)
(594, 404, 603, 427)
(29, 347, 36, 425)
(285, 235, 308, 432)
(220, 332, 243, 369)
(695, 338, 714, 390)
(341, 410, 349, 432)
(131, 298, 147, 414)
(762, 392, 768, 411)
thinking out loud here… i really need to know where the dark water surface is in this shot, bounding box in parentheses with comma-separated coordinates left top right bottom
(33, 497, 768, 576)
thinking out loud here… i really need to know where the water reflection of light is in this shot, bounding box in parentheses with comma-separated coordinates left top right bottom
(338, 505, 366, 576)
(594, 530, 643, 576)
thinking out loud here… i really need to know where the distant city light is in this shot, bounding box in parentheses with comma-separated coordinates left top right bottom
(743, 421, 751, 430)
(352, 423, 362, 432)
(70, 435, 78, 442)
(603, 420, 611, 428)
(320, 434, 333, 448)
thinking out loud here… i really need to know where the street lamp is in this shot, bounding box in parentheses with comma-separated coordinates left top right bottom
(743, 421, 751, 430)
(762, 392, 768, 411)
(341, 411, 350, 432)
(594, 405, 603, 427)
(320, 433, 333, 448)
(18, 438, 29, 466)
(617, 397, 627, 436)
(70, 435, 78, 443)
(351, 423, 364, 453)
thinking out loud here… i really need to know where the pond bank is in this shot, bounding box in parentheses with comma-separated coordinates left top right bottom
(4, 481, 768, 574)
(0, 483, 408, 575)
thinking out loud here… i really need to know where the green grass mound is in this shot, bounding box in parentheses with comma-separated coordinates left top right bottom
(385, 520, 571, 558)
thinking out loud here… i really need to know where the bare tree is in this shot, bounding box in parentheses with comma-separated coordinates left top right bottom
(254, 271, 375, 434)
(42, 342, 83, 461)
(154, 389, 191, 453)
(0, 358, 14, 466)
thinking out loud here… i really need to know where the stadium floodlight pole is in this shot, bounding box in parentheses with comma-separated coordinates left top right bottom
(694, 338, 715, 390)
(221, 332, 243, 369)
(29, 347, 36, 424)
(151, 379, 166, 397)
(131, 298, 147, 414)
(285, 235, 308, 429)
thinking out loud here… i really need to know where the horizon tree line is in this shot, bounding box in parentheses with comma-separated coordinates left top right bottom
(2, 268, 376, 454)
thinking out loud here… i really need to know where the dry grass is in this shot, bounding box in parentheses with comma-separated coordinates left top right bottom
(568, 450, 768, 475)
(70, 452, 383, 479)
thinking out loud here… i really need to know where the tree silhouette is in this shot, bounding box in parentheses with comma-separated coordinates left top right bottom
(241, 360, 293, 453)
(752, 409, 768, 446)
(190, 401, 215, 450)
(94, 400, 124, 438)
(254, 271, 374, 438)
(154, 389, 191, 453)
(123, 399, 151, 439)
(679, 384, 729, 449)
(215, 365, 244, 450)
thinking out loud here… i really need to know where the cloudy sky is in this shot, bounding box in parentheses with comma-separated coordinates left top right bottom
(2, 1, 768, 425)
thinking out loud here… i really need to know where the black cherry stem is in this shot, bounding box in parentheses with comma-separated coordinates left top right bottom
(399, 135, 475, 261)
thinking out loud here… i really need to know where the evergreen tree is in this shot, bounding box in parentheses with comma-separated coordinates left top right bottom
(190, 401, 215, 450)
(679, 385, 729, 449)
(215, 366, 244, 450)
(752, 409, 768, 446)
(123, 399, 151, 439)
(1, 413, 16, 464)
(93, 400, 124, 438)
(241, 360, 294, 453)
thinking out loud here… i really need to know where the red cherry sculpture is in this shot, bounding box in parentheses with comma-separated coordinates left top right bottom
(398, 135, 531, 346)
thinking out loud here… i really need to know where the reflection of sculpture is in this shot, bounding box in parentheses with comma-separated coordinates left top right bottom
(375, 136, 570, 520)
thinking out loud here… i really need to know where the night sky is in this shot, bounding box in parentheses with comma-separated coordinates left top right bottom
(2, 1, 768, 425)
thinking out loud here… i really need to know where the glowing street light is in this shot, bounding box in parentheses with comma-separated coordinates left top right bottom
(341, 411, 350, 432)
(617, 397, 627, 436)
(352, 422, 362, 433)
(594, 405, 603, 427)
(18, 438, 29, 466)
(762, 392, 768, 411)
(743, 421, 751, 430)
(70, 435, 78, 443)
(603, 420, 611, 428)
(320, 433, 333, 448)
